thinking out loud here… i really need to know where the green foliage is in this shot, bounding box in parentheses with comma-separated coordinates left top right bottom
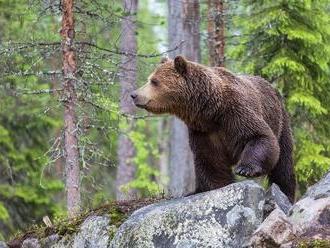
(0, 0, 65, 238)
(120, 119, 161, 197)
(0, 202, 9, 221)
(230, 0, 330, 193)
(120, 119, 162, 196)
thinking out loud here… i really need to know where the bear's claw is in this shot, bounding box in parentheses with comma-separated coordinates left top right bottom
(234, 163, 263, 178)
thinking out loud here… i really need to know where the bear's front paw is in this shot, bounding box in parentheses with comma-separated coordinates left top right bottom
(234, 163, 264, 178)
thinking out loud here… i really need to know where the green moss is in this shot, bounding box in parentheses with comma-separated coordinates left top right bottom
(108, 225, 118, 240)
(297, 239, 330, 248)
(109, 206, 126, 224)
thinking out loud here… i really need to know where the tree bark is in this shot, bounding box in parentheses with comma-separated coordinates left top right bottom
(60, 0, 80, 217)
(115, 0, 138, 200)
(168, 0, 200, 197)
(182, 0, 201, 62)
(208, 0, 225, 67)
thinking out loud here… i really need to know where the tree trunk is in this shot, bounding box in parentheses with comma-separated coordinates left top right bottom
(60, 0, 80, 217)
(182, 0, 201, 62)
(168, 0, 200, 197)
(208, 0, 225, 67)
(115, 0, 138, 200)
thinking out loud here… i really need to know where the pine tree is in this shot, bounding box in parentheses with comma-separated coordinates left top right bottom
(61, 0, 81, 217)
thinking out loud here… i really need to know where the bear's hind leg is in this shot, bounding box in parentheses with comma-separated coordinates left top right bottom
(269, 113, 296, 203)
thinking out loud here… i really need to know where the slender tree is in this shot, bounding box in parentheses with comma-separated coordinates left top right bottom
(116, 0, 138, 200)
(207, 0, 225, 67)
(60, 0, 80, 217)
(168, 0, 200, 197)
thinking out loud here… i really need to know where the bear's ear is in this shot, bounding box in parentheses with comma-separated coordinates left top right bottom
(160, 56, 169, 64)
(174, 55, 188, 75)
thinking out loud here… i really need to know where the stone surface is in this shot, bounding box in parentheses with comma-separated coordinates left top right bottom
(263, 184, 292, 217)
(0, 241, 8, 248)
(111, 181, 265, 248)
(40, 234, 59, 247)
(249, 172, 330, 247)
(288, 171, 330, 234)
(22, 238, 41, 248)
(304, 171, 330, 199)
(52, 216, 110, 248)
(249, 209, 296, 248)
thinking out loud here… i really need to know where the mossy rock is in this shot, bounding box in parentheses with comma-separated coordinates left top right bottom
(7, 197, 166, 247)
(297, 239, 330, 248)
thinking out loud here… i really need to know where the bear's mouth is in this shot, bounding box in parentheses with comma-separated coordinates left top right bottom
(136, 101, 167, 114)
(135, 103, 147, 109)
(132, 97, 149, 109)
(133, 98, 170, 114)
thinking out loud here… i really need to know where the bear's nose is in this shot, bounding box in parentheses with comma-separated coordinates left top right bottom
(130, 92, 137, 99)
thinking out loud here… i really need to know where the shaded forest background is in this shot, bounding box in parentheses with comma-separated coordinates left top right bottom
(0, 0, 329, 239)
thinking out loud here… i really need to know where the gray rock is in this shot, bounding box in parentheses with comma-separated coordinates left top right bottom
(111, 181, 265, 248)
(282, 170, 330, 247)
(52, 215, 110, 248)
(249, 209, 296, 248)
(263, 184, 292, 217)
(288, 195, 330, 234)
(0, 241, 8, 248)
(304, 171, 330, 200)
(22, 238, 41, 248)
(40, 234, 59, 247)
(288, 171, 330, 233)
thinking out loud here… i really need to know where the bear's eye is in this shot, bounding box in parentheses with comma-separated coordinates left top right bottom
(150, 79, 160, 86)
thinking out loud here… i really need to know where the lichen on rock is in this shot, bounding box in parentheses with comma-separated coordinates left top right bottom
(110, 180, 265, 248)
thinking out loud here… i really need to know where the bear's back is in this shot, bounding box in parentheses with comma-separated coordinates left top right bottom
(211, 67, 283, 138)
(238, 75, 283, 138)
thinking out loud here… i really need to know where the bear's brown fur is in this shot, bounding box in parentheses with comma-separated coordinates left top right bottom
(131, 56, 296, 203)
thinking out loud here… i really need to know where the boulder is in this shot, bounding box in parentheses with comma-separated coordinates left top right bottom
(263, 184, 292, 217)
(22, 238, 40, 248)
(288, 171, 330, 234)
(111, 181, 265, 248)
(52, 216, 111, 248)
(249, 209, 296, 248)
(252, 171, 330, 247)
(304, 171, 330, 199)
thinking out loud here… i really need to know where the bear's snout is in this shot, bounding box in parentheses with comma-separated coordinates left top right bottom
(130, 91, 137, 100)
(130, 90, 147, 108)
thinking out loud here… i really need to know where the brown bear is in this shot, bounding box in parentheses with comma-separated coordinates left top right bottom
(131, 56, 296, 203)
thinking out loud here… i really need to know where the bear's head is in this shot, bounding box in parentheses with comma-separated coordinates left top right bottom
(131, 55, 203, 116)
(131, 55, 222, 131)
